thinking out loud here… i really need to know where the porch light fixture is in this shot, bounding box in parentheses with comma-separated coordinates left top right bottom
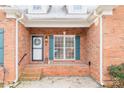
(45, 35, 48, 41)
(45, 35, 48, 46)
(63, 31, 66, 35)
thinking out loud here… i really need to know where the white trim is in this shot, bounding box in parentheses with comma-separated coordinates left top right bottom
(102, 10, 113, 15)
(6, 13, 17, 18)
(24, 20, 89, 27)
(14, 14, 24, 83)
(53, 35, 75, 60)
(74, 36, 76, 60)
(63, 35, 66, 59)
(100, 16, 103, 85)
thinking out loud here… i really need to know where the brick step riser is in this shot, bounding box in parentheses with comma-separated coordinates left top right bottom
(22, 69, 89, 75)
(23, 66, 89, 71)
(21, 74, 41, 77)
(19, 77, 41, 81)
(20, 65, 90, 80)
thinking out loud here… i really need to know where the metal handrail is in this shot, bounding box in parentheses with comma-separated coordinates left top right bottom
(18, 53, 27, 65)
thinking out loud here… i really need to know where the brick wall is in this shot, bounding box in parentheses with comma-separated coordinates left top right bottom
(0, 10, 16, 84)
(103, 6, 124, 84)
(28, 28, 88, 64)
(0, 10, 31, 83)
(21, 64, 90, 79)
(18, 23, 30, 77)
(86, 20, 100, 82)
(1, 5, 124, 84)
(19, 28, 90, 78)
(0, 67, 4, 83)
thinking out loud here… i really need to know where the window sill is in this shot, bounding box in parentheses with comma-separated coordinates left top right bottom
(29, 63, 88, 67)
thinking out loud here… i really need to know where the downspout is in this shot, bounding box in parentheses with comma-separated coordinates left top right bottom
(14, 14, 24, 83)
(100, 15, 104, 85)
(94, 10, 104, 85)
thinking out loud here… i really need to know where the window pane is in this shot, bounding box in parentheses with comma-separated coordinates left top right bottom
(65, 48, 74, 59)
(55, 36, 64, 47)
(54, 48, 64, 59)
(33, 49, 42, 60)
(0, 31, 3, 64)
(33, 5, 42, 10)
(0, 49, 3, 64)
(0, 33, 3, 48)
(33, 37, 42, 48)
(65, 37, 74, 47)
(73, 5, 82, 10)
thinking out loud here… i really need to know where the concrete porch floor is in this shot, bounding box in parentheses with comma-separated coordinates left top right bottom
(16, 76, 102, 88)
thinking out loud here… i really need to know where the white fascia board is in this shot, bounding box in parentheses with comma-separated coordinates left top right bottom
(27, 18, 87, 21)
(25, 14, 89, 20)
(24, 20, 89, 27)
(26, 18, 87, 21)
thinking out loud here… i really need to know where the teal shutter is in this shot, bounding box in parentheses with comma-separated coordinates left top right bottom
(0, 29, 4, 64)
(75, 36, 80, 60)
(49, 35, 54, 60)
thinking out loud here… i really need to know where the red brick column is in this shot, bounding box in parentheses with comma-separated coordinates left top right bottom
(0, 10, 16, 84)
(87, 19, 100, 83)
(103, 6, 124, 85)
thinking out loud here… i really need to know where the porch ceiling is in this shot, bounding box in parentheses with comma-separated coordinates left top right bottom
(1, 5, 116, 27)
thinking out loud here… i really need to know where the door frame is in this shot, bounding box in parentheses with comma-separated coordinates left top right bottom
(32, 36, 44, 61)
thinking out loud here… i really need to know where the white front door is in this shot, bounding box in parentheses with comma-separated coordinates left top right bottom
(32, 36, 43, 61)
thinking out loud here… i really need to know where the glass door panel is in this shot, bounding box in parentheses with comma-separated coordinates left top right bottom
(32, 36, 43, 61)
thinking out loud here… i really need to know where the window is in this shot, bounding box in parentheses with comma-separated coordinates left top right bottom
(28, 5, 50, 14)
(33, 5, 42, 10)
(54, 35, 75, 60)
(66, 5, 87, 14)
(73, 5, 82, 11)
